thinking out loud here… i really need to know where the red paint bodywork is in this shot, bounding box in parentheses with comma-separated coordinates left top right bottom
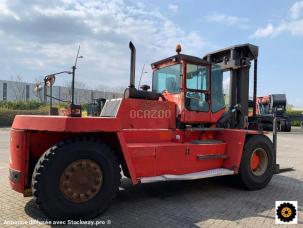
(155, 59, 226, 125)
(9, 97, 261, 194)
(9, 58, 261, 195)
(10, 129, 29, 193)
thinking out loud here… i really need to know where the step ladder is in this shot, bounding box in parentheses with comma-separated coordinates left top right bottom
(140, 168, 235, 183)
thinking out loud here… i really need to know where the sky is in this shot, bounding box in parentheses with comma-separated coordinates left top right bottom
(0, 0, 303, 106)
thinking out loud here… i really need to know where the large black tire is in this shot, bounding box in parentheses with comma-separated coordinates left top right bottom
(285, 124, 291, 132)
(238, 135, 274, 190)
(32, 138, 121, 220)
(280, 120, 286, 132)
(280, 119, 291, 132)
(285, 121, 291, 132)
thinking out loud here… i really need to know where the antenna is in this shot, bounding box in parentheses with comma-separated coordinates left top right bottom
(138, 64, 147, 89)
(74, 45, 83, 68)
(71, 44, 83, 105)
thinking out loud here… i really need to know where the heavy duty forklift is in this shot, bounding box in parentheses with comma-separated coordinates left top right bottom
(252, 94, 303, 132)
(254, 94, 292, 132)
(9, 42, 280, 220)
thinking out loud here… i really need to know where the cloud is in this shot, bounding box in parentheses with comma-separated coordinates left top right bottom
(168, 3, 178, 13)
(205, 13, 250, 29)
(252, 24, 275, 38)
(252, 1, 303, 38)
(290, 0, 303, 19)
(0, 0, 20, 20)
(0, 0, 208, 88)
(252, 19, 303, 38)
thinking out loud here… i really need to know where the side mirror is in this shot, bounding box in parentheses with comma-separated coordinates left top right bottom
(140, 84, 150, 91)
(44, 75, 56, 87)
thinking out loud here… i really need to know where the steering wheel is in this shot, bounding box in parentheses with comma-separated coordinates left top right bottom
(186, 92, 201, 101)
(231, 104, 242, 113)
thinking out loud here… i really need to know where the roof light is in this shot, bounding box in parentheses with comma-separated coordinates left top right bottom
(176, 44, 182, 54)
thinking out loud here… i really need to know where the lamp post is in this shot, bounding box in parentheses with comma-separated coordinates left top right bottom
(36, 45, 83, 116)
(71, 45, 83, 106)
(43, 72, 70, 114)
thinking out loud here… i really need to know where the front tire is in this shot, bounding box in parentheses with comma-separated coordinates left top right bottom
(238, 135, 274, 190)
(32, 138, 121, 220)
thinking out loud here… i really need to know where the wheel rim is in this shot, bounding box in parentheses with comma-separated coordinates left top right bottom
(250, 148, 268, 176)
(59, 159, 103, 203)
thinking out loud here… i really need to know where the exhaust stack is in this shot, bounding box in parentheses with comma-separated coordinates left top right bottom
(129, 41, 136, 88)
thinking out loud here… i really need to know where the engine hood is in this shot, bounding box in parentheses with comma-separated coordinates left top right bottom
(12, 115, 121, 132)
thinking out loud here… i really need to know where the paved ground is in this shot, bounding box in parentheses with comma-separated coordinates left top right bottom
(0, 127, 302, 227)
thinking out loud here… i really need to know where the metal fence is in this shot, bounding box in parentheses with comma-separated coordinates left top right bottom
(0, 80, 123, 104)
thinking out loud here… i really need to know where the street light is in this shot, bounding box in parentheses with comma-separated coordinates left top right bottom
(35, 45, 83, 117)
(42, 71, 72, 114)
(71, 45, 83, 106)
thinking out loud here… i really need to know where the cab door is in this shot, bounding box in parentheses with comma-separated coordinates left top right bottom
(155, 144, 188, 175)
(186, 142, 226, 172)
(181, 64, 211, 123)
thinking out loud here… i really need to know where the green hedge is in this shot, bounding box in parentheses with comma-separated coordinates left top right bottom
(286, 110, 303, 115)
(287, 110, 303, 126)
(0, 100, 90, 111)
(0, 110, 48, 127)
(0, 100, 45, 110)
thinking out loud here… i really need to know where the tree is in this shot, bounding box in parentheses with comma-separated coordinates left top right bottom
(62, 80, 91, 104)
(74, 81, 91, 104)
(11, 75, 26, 101)
(33, 78, 44, 102)
(286, 103, 294, 111)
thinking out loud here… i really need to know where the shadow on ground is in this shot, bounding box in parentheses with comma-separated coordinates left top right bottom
(24, 172, 303, 227)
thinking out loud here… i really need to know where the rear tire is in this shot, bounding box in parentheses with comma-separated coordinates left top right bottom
(280, 119, 291, 132)
(238, 135, 274, 190)
(285, 121, 291, 132)
(280, 120, 286, 132)
(32, 138, 121, 220)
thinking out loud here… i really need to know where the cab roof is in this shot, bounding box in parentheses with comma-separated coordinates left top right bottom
(151, 54, 209, 68)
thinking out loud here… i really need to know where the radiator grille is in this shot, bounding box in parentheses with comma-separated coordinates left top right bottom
(100, 98, 122, 117)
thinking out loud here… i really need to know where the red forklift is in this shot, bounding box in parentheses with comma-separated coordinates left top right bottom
(9, 42, 280, 220)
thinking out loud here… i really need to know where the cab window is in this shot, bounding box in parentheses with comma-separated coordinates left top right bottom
(186, 64, 208, 90)
(185, 64, 209, 112)
(152, 64, 181, 93)
(211, 64, 225, 112)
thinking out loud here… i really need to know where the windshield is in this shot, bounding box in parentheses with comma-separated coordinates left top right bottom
(211, 64, 225, 112)
(152, 64, 181, 93)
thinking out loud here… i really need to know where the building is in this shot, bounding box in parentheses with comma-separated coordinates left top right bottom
(0, 80, 123, 104)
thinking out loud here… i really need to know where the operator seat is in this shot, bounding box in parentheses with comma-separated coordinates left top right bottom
(166, 77, 178, 93)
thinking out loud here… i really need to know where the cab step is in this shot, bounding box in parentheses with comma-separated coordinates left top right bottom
(197, 154, 228, 160)
(140, 168, 235, 183)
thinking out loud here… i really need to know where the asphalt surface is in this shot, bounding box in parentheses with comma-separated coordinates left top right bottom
(0, 127, 302, 227)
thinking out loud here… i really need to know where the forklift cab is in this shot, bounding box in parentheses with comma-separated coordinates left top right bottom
(127, 42, 258, 129)
(151, 52, 225, 125)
